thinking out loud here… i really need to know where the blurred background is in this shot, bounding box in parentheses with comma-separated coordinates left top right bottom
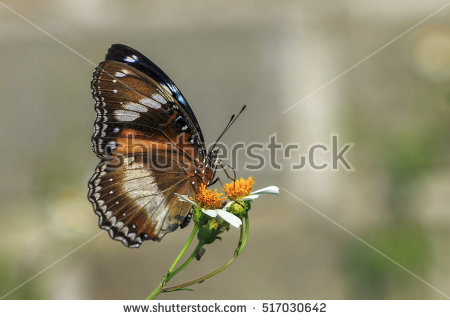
(0, 0, 449, 299)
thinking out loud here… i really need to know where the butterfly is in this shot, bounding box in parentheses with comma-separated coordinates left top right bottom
(88, 44, 218, 248)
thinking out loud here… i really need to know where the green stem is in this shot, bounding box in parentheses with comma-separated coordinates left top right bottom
(165, 254, 239, 293)
(168, 224, 199, 274)
(238, 215, 249, 255)
(146, 224, 198, 300)
(164, 216, 250, 293)
(146, 282, 163, 300)
(166, 240, 205, 282)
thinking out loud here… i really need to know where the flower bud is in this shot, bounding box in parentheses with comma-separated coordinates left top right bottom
(228, 201, 247, 216)
(197, 219, 221, 244)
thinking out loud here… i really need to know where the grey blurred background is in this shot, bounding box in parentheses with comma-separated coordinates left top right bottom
(0, 0, 449, 299)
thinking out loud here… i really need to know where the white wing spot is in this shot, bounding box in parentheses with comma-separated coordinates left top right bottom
(152, 94, 166, 104)
(115, 72, 125, 77)
(113, 89, 118, 94)
(140, 97, 161, 109)
(107, 141, 117, 150)
(124, 103, 147, 113)
(114, 109, 140, 121)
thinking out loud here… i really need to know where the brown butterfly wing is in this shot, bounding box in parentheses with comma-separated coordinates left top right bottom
(88, 51, 213, 247)
(88, 156, 193, 247)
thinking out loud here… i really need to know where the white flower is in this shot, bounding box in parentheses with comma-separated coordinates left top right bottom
(239, 186, 280, 201)
(175, 193, 242, 228)
(201, 209, 242, 228)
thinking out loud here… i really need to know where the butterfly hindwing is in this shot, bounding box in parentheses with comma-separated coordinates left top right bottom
(88, 155, 194, 247)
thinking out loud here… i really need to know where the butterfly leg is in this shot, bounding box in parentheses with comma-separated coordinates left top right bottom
(207, 177, 220, 187)
(218, 159, 236, 182)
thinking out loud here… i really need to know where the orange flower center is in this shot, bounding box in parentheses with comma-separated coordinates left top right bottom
(223, 177, 254, 200)
(196, 184, 226, 209)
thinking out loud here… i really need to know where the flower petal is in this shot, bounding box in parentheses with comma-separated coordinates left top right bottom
(216, 210, 242, 228)
(201, 208, 218, 217)
(201, 209, 242, 228)
(251, 186, 279, 195)
(241, 194, 260, 201)
(175, 193, 196, 206)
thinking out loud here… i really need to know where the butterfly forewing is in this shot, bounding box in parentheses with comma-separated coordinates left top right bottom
(103, 43, 207, 159)
(88, 45, 213, 247)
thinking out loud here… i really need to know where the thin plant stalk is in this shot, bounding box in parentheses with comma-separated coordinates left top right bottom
(146, 224, 198, 300)
(164, 215, 249, 293)
(166, 240, 205, 282)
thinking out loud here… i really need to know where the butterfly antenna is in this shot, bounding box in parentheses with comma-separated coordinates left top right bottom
(229, 105, 246, 129)
(209, 105, 246, 154)
(211, 114, 234, 152)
